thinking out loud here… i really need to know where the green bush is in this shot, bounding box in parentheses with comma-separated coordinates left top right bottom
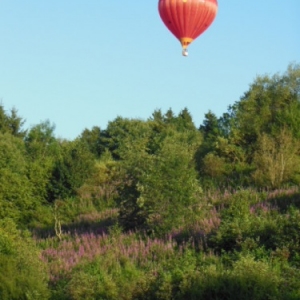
(209, 190, 258, 252)
(272, 207, 300, 265)
(152, 254, 282, 300)
(66, 255, 151, 300)
(0, 219, 50, 300)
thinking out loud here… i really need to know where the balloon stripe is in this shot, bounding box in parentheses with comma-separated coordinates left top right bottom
(158, 0, 218, 54)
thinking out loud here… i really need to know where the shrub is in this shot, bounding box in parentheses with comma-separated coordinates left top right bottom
(0, 219, 50, 300)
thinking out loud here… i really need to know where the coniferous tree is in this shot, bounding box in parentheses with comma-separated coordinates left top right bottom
(48, 140, 95, 202)
(0, 105, 26, 137)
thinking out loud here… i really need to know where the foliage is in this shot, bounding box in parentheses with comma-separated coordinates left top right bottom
(209, 189, 300, 265)
(0, 133, 36, 225)
(0, 104, 26, 137)
(116, 110, 202, 233)
(79, 126, 102, 157)
(197, 62, 300, 188)
(25, 121, 60, 202)
(0, 219, 49, 300)
(252, 128, 300, 187)
(133, 131, 201, 234)
(48, 139, 95, 202)
(77, 150, 122, 207)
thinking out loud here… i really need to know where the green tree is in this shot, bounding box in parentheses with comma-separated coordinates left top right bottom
(201, 152, 228, 180)
(117, 115, 202, 234)
(139, 132, 202, 234)
(253, 129, 300, 188)
(0, 133, 36, 225)
(79, 126, 102, 157)
(229, 63, 300, 157)
(48, 139, 96, 201)
(199, 110, 221, 140)
(197, 111, 223, 176)
(150, 109, 164, 122)
(99, 117, 153, 160)
(196, 63, 300, 188)
(0, 104, 26, 137)
(77, 150, 122, 204)
(25, 121, 60, 202)
(196, 111, 240, 186)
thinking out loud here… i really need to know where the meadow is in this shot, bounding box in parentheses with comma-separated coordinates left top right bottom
(32, 187, 300, 300)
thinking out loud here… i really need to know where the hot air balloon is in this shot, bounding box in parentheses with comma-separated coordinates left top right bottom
(158, 0, 218, 56)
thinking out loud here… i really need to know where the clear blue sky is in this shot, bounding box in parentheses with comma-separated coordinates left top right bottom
(0, 1, 299, 140)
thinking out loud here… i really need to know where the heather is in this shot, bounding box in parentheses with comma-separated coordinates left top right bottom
(33, 187, 300, 299)
(1, 64, 300, 299)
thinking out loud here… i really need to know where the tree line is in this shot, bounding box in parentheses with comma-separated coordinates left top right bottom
(1, 63, 299, 231)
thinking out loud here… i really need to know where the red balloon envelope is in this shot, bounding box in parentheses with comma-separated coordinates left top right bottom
(158, 0, 218, 56)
